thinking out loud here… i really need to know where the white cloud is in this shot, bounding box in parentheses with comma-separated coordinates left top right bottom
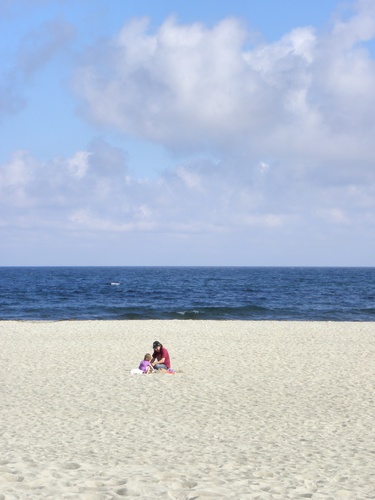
(0, 151, 35, 207)
(67, 151, 91, 179)
(258, 162, 269, 173)
(2, 1, 375, 264)
(72, 3, 375, 188)
(175, 165, 202, 190)
(74, 16, 259, 149)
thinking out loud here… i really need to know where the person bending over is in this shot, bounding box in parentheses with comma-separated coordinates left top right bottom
(151, 341, 170, 371)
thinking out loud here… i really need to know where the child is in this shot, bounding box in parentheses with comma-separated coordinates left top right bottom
(138, 353, 154, 374)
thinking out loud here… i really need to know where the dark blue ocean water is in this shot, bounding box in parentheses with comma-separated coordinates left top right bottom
(0, 267, 375, 321)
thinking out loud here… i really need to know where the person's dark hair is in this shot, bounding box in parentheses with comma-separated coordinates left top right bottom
(153, 341, 162, 349)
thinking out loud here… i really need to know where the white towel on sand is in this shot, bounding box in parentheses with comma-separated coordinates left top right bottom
(130, 368, 143, 375)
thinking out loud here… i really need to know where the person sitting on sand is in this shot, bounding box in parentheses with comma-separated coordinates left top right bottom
(138, 353, 154, 374)
(151, 341, 170, 371)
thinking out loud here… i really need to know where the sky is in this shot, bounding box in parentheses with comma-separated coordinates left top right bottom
(1, 0, 375, 266)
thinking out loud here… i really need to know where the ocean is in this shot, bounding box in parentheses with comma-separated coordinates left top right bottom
(0, 266, 374, 321)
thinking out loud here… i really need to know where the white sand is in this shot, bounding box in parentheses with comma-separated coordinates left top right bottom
(0, 320, 374, 499)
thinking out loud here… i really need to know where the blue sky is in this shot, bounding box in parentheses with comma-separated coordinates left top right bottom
(1, 0, 375, 266)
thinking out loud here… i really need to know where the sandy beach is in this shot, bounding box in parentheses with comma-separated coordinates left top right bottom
(1, 320, 374, 499)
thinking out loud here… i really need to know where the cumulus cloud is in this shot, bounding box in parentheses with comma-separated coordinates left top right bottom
(1, 138, 374, 242)
(70, 0, 375, 225)
(2, 0, 375, 255)
(0, 141, 129, 228)
(73, 16, 252, 151)
(73, 5, 375, 158)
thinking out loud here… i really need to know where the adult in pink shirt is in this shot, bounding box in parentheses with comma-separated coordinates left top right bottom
(151, 340, 170, 370)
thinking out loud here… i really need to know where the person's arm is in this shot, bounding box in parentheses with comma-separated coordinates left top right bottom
(151, 352, 166, 366)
